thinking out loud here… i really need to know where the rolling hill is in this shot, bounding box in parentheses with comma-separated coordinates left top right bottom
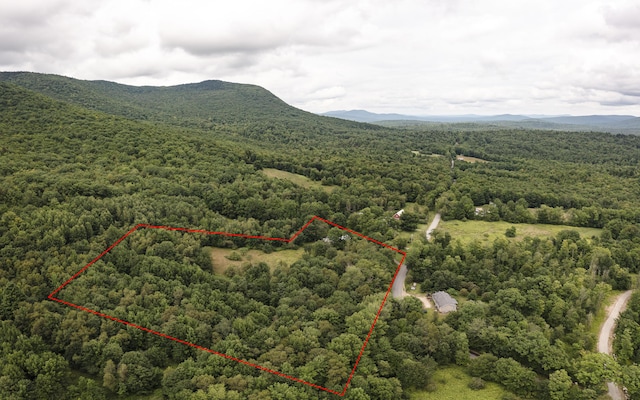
(0, 71, 363, 130)
(325, 109, 640, 134)
(2, 71, 640, 400)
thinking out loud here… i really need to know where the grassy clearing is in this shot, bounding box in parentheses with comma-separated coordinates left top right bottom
(456, 155, 488, 163)
(397, 223, 429, 243)
(261, 168, 336, 192)
(409, 366, 511, 400)
(208, 247, 304, 274)
(439, 220, 602, 245)
(395, 203, 431, 244)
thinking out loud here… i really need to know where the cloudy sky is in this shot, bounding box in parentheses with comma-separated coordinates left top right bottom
(2, 0, 640, 115)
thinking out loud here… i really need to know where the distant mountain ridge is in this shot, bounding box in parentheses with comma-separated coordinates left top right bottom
(323, 110, 640, 133)
(0, 71, 333, 128)
(2, 72, 638, 135)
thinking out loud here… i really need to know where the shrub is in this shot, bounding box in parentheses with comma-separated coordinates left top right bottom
(468, 377, 485, 390)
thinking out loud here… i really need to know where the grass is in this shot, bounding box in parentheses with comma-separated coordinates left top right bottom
(409, 366, 511, 400)
(397, 223, 429, 244)
(438, 219, 602, 245)
(394, 203, 432, 245)
(261, 168, 336, 192)
(208, 246, 304, 274)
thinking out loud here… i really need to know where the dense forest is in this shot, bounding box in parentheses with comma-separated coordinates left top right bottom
(1, 73, 639, 399)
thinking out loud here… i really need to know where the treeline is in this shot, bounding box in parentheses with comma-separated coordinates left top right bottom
(401, 227, 639, 398)
(613, 292, 640, 399)
(2, 76, 640, 399)
(0, 83, 448, 399)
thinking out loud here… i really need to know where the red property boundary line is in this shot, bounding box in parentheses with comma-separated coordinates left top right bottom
(48, 216, 407, 396)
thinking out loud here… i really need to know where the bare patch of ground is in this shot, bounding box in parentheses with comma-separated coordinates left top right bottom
(456, 155, 488, 163)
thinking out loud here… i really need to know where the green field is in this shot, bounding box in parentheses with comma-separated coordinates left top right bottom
(438, 219, 602, 245)
(409, 366, 511, 400)
(261, 168, 336, 192)
(208, 247, 305, 274)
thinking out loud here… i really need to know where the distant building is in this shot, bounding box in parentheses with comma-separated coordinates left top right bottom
(432, 291, 458, 313)
(393, 209, 405, 220)
(322, 234, 351, 243)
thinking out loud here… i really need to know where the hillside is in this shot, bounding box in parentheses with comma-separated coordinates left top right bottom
(0, 71, 358, 129)
(2, 73, 640, 400)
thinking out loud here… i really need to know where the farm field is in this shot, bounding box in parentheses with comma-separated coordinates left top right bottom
(438, 219, 602, 244)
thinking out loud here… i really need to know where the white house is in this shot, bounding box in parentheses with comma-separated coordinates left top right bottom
(393, 209, 405, 220)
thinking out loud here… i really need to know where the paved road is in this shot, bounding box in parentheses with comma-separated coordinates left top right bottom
(426, 213, 441, 241)
(391, 263, 432, 308)
(392, 215, 442, 304)
(392, 264, 408, 299)
(598, 290, 633, 400)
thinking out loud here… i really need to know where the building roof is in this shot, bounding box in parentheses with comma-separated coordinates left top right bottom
(432, 291, 458, 309)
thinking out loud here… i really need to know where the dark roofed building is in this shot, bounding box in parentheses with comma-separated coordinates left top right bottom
(432, 291, 458, 313)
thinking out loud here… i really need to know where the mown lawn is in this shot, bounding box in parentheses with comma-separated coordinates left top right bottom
(438, 219, 602, 245)
(409, 366, 511, 400)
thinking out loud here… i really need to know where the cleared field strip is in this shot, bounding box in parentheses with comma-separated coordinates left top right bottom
(261, 168, 336, 192)
(438, 220, 601, 244)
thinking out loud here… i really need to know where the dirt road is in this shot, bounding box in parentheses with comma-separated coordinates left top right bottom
(598, 290, 633, 400)
(426, 213, 441, 241)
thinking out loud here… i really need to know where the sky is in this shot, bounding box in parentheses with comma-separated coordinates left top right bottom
(1, 0, 640, 116)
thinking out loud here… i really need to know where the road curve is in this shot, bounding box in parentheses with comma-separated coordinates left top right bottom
(392, 264, 408, 300)
(392, 214, 442, 302)
(598, 290, 633, 400)
(426, 213, 441, 241)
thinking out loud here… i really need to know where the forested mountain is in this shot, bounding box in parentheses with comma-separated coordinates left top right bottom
(1, 73, 640, 399)
(0, 72, 375, 131)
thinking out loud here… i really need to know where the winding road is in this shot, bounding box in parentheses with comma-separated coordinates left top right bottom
(394, 211, 632, 399)
(392, 213, 442, 307)
(598, 290, 633, 400)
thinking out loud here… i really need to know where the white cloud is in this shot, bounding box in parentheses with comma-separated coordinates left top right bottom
(1, 0, 639, 115)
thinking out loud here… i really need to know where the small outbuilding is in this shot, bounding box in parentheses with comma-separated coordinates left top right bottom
(432, 291, 458, 313)
(393, 209, 405, 220)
